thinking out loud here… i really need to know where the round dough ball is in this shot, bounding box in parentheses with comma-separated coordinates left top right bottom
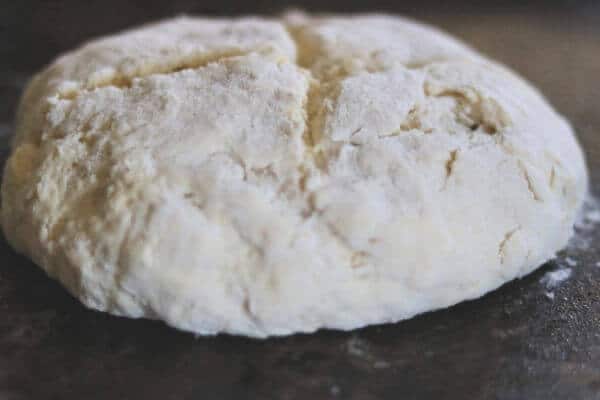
(1, 14, 587, 337)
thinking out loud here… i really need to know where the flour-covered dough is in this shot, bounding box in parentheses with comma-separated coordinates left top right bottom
(1, 14, 587, 337)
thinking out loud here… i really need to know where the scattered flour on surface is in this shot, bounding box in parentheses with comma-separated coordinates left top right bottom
(330, 385, 341, 396)
(541, 195, 599, 301)
(345, 336, 391, 369)
(540, 268, 572, 290)
(570, 195, 600, 250)
(346, 336, 371, 359)
(373, 360, 391, 369)
(584, 210, 600, 223)
(564, 257, 577, 267)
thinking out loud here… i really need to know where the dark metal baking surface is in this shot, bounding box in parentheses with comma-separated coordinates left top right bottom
(1, 2, 599, 399)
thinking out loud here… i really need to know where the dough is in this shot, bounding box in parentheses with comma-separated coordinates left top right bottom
(1, 14, 587, 337)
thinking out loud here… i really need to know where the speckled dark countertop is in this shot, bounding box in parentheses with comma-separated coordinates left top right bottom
(1, 2, 599, 399)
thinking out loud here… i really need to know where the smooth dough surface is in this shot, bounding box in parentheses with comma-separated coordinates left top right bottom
(1, 14, 587, 337)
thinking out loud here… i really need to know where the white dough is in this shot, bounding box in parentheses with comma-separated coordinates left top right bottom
(1, 14, 587, 337)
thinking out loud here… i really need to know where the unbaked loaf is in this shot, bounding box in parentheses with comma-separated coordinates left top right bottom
(1, 14, 587, 337)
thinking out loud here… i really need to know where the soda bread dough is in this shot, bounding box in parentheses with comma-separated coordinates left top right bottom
(1, 14, 587, 337)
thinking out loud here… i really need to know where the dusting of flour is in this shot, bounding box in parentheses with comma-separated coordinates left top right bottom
(570, 195, 600, 250)
(540, 195, 600, 300)
(540, 268, 572, 290)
